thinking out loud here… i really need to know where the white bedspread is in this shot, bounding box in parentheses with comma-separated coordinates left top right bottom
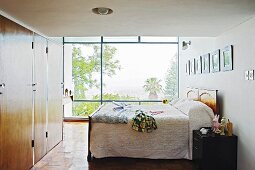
(90, 101, 214, 160)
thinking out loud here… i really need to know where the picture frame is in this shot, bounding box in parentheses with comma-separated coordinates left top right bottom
(202, 53, 210, 73)
(249, 70, 254, 80)
(190, 59, 195, 75)
(245, 71, 249, 80)
(210, 49, 220, 73)
(195, 56, 202, 74)
(221, 45, 233, 71)
(186, 60, 190, 75)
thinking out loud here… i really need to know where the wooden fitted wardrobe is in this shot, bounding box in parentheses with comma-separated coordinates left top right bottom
(0, 16, 63, 170)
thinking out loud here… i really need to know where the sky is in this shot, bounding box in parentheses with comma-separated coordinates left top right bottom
(103, 44, 177, 99)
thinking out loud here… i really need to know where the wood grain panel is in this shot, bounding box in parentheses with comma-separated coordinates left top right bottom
(0, 15, 4, 170)
(33, 33, 48, 163)
(47, 40, 63, 152)
(0, 16, 33, 170)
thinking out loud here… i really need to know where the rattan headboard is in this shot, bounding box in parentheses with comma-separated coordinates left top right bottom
(186, 88, 199, 100)
(186, 88, 218, 114)
(199, 89, 218, 114)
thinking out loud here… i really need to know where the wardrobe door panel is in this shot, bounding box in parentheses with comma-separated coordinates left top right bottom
(33, 34, 47, 163)
(47, 40, 63, 151)
(0, 15, 4, 170)
(0, 17, 33, 170)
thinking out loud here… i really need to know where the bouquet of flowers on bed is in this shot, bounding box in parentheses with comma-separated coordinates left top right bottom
(132, 110, 157, 133)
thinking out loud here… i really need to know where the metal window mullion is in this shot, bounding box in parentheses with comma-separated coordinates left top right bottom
(100, 36, 103, 104)
(177, 36, 180, 98)
(63, 41, 178, 45)
(62, 37, 65, 140)
(64, 42, 101, 44)
(64, 36, 179, 104)
(98, 42, 178, 44)
(73, 100, 161, 102)
(63, 36, 179, 44)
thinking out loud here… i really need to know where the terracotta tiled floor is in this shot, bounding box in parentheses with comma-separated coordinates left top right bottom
(32, 122, 196, 170)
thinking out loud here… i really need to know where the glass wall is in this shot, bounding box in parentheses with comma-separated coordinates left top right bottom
(64, 37, 179, 118)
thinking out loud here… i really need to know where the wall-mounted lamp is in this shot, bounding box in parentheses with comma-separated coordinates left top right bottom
(182, 41, 191, 50)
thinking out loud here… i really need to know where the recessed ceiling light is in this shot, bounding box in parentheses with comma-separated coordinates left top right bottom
(92, 7, 113, 15)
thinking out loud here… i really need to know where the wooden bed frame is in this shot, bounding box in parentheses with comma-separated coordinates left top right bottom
(87, 88, 218, 161)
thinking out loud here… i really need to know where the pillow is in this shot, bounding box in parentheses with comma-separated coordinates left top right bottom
(170, 98, 192, 107)
(174, 100, 214, 119)
(169, 98, 180, 105)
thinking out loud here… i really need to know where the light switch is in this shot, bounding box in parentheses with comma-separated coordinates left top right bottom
(249, 70, 254, 80)
(245, 71, 249, 80)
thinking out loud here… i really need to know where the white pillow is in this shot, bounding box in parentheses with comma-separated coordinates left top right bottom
(170, 98, 191, 107)
(174, 100, 214, 119)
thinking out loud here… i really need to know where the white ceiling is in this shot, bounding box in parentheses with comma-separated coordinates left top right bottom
(0, 0, 255, 37)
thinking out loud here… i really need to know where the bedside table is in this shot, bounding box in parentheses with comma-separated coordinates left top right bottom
(193, 129, 238, 170)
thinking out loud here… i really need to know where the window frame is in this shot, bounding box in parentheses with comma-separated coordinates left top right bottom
(63, 36, 179, 116)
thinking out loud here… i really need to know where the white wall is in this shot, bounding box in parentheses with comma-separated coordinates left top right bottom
(179, 17, 255, 170)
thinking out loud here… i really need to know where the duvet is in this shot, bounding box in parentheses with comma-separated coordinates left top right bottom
(90, 100, 214, 160)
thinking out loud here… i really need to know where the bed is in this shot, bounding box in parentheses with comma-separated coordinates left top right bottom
(87, 88, 218, 161)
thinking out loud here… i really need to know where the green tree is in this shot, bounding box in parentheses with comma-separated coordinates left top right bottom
(164, 53, 178, 100)
(72, 44, 121, 116)
(72, 44, 121, 99)
(143, 77, 162, 99)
